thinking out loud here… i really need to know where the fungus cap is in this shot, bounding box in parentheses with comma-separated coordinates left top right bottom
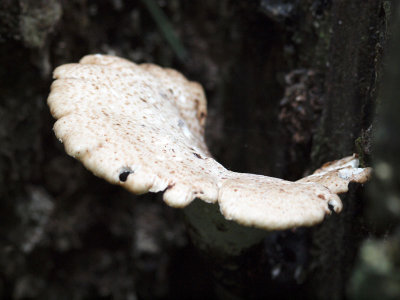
(47, 54, 371, 230)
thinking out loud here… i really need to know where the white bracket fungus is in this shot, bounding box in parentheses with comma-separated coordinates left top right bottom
(47, 54, 371, 231)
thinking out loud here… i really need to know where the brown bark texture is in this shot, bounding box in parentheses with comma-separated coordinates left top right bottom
(0, 0, 392, 299)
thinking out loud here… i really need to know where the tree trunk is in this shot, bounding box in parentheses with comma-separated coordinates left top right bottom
(306, 1, 386, 299)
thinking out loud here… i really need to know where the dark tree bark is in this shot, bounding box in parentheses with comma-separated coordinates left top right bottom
(0, 1, 391, 299)
(347, 2, 400, 300)
(305, 1, 387, 299)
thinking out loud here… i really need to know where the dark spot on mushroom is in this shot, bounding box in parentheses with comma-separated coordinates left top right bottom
(193, 152, 202, 159)
(167, 182, 176, 189)
(139, 97, 147, 103)
(159, 92, 168, 99)
(318, 194, 326, 200)
(119, 168, 134, 182)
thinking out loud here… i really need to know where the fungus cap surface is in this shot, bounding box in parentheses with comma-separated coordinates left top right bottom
(48, 54, 371, 230)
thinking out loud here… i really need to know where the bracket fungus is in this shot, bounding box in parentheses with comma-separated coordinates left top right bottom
(47, 54, 371, 233)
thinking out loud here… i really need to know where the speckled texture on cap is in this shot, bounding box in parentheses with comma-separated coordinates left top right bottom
(48, 54, 371, 230)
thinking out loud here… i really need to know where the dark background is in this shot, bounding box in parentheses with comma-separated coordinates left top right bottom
(0, 0, 399, 299)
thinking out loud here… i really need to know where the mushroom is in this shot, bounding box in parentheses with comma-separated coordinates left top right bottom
(47, 54, 371, 256)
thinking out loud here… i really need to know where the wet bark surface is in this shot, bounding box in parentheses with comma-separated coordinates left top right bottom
(0, 1, 391, 299)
